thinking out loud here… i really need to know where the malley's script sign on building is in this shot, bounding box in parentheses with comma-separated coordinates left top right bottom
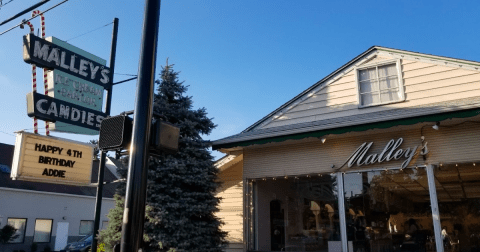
(11, 132, 94, 185)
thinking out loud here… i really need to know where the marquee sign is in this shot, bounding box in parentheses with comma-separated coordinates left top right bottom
(11, 132, 94, 185)
(23, 34, 112, 88)
(339, 138, 429, 169)
(26, 92, 107, 131)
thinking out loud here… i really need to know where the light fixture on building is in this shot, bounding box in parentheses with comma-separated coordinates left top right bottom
(273, 177, 276, 180)
(474, 163, 476, 166)
(321, 138, 326, 144)
(440, 163, 443, 167)
(432, 122, 440, 130)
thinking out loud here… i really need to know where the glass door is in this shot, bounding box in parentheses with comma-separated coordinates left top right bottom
(343, 169, 437, 252)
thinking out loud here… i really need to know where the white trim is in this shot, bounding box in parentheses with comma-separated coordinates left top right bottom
(0, 187, 115, 200)
(357, 59, 406, 108)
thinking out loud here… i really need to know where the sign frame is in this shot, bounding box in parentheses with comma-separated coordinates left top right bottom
(23, 33, 112, 88)
(11, 131, 94, 186)
(26, 92, 107, 131)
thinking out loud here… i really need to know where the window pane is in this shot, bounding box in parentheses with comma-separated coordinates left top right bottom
(380, 89, 400, 102)
(379, 76, 399, 90)
(435, 164, 480, 252)
(361, 93, 380, 106)
(378, 64, 397, 77)
(344, 169, 436, 252)
(79, 220, 94, 235)
(360, 80, 378, 93)
(359, 68, 376, 81)
(33, 219, 52, 243)
(254, 174, 342, 251)
(102, 221, 109, 230)
(7, 218, 27, 243)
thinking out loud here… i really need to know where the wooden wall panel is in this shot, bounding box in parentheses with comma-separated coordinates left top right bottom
(216, 161, 244, 244)
(244, 123, 480, 179)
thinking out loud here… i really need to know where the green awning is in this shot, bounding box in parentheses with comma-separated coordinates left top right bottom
(213, 108, 480, 150)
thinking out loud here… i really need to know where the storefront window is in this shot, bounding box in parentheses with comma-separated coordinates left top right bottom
(434, 163, 480, 252)
(253, 174, 341, 251)
(343, 168, 437, 252)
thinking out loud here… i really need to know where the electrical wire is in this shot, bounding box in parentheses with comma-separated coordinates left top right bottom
(0, 0, 68, 36)
(114, 73, 138, 76)
(0, 130, 15, 136)
(0, 0, 15, 8)
(65, 21, 113, 42)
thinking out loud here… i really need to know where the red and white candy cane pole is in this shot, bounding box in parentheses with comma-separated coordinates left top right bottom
(25, 20, 39, 134)
(33, 10, 49, 135)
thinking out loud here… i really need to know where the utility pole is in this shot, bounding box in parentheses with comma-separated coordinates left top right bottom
(120, 0, 161, 251)
(91, 17, 119, 252)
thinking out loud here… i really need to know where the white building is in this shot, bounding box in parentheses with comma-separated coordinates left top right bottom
(0, 142, 122, 252)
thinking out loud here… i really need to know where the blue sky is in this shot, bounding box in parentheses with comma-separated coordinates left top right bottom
(1, 0, 480, 160)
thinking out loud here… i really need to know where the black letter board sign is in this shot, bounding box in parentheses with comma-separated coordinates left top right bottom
(23, 34, 112, 88)
(26, 92, 107, 131)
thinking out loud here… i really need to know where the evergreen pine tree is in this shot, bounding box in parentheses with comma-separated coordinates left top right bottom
(98, 64, 227, 252)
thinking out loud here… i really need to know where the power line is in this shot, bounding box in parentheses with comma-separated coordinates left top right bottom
(65, 21, 113, 42)
(0, 130, 15, 136)
(0, 0, 67, 36)
(114, 73, 138, 76)
(0, 0, 16, 9)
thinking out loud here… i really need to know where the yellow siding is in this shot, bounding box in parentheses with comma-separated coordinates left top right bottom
(243, 122, 480, 179)
(262, 55, 480, 129)
(216, 161, 244, 244)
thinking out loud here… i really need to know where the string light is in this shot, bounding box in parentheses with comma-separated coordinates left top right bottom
(272, 177, 276, 180)
(440, 163, 443, 167)
(474, 163, 476, 166)
(456, 164, 458, 167)
(284, 176, 288, 179)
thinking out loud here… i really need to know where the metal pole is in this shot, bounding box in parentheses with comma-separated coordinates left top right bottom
(120, 0, 160, 251)
(91, 17, 119, 252)
(336, 172, 348, 252)
(426, 165, 444, 252)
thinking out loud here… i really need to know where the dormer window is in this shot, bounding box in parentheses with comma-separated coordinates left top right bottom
(356, 59, 405, 108)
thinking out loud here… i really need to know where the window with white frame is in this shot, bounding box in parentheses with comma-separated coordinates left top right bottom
(79, 220, 94, 235)
(357, 60, 404, 107)
(33, 219, 53, 243)
(7, 218, 27, 243)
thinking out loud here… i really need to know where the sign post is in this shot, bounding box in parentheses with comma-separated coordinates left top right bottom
(120, 1, 161, 251)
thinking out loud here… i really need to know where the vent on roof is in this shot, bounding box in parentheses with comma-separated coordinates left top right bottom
(0, 164, 11, 173)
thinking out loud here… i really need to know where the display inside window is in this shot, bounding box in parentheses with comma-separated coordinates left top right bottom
(434, 164, 480, 252)
(79, 220, 94, 235)
(343, 168, 436, 252)
(33, 219, 53, 243)
(7, 218, 27, 243)
(358, 62, 403, 107)
(254, 174, 341, 251)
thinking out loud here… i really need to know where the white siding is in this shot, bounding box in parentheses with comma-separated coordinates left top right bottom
(260, 54, 480, 129)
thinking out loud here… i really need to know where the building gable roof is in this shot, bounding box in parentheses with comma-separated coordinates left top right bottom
(213, 46, 480, 151)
